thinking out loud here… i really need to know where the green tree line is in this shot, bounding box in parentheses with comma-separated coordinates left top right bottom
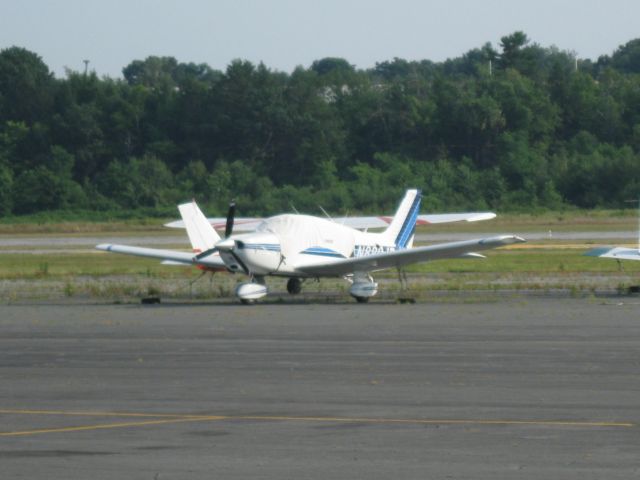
(1, 32, 640, 217)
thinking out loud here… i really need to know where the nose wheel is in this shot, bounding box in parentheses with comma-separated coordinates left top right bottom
(286, 277, 302, 295)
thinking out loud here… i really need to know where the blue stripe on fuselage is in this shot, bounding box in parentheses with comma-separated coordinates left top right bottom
(300, 247, 345, 258)
(239, 243, 281, 252)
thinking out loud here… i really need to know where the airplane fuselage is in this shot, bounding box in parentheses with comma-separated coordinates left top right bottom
(218, 214, 402, 277)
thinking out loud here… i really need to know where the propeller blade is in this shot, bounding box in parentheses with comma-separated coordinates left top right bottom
(225, 201, 236, 238)
(195, 247, 218, 260)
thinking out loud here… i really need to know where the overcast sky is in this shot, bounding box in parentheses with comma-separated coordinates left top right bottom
(1, 0, 638, 78)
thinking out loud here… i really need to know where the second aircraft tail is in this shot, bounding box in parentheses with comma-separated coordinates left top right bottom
(178, 200, 221, 253)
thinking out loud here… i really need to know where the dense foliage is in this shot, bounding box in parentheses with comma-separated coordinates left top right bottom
(1, 32, 640, 217)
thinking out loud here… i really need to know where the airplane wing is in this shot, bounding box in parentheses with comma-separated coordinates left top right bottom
(416, 212, 497, 224)
(164, 212, 495, 231)
(584, 246, 640, 261)
(165, 218, 262, 231)
(95, 244, 226, 269)
(335, 213, 496, 229)
(297, 235, 525, 276)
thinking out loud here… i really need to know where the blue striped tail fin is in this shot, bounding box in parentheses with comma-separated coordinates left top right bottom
(382, 189, 422, 249)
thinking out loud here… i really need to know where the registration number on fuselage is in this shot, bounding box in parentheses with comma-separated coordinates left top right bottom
(353, 244, 396, 258)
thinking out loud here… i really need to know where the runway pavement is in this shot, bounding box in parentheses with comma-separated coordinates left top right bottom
(1, 299, 639, 479)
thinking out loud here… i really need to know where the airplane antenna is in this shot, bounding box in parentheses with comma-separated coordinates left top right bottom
(289, 202, 300, 214)
(318, 205, 334, 222)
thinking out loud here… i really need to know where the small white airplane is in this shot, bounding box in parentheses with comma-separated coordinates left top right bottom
(585, 245, 640, 262)
(585, 207, 640, 262)
(97, 189, 525, 303)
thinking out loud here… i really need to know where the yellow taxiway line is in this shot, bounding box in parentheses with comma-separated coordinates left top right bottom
(0, 416, 226, 437)
(0, 409, 634, 437)
(234, 415, 635, 428)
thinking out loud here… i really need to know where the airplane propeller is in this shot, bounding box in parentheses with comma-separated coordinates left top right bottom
(224, 201, 236, 239)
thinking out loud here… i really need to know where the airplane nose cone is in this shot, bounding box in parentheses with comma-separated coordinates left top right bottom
(216, 237, 235, 251)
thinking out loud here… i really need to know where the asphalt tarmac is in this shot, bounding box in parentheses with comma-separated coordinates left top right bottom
(1, 299, 639, 479)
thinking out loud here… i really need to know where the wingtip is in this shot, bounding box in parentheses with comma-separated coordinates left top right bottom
(584, 246, 613, 257)
(465, 212, 497, 222)
(489, 235, 526, 243)
(488, 235, 526, 245)
(164, 220, 185, 228)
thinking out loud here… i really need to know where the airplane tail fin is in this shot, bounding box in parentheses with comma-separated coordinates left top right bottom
(382, 189, 422, 249)
(178, 200, 221, 253)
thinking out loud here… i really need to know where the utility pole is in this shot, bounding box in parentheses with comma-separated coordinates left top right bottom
(83, 59, 90, 75)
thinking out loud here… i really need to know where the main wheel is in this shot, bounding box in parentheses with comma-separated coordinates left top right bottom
(354, 296, 369, 304)
(286, 277, 302, 295)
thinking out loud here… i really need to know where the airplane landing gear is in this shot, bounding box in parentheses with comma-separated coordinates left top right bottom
(348, 273, 378, 303)
(287, 277, 302, 295)
(236, 276, 267, 303)
(396, 267, 415, 303)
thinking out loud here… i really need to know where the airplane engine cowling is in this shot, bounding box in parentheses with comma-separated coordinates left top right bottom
(349, 281, 378, 299)
(235, 282, 268, 301)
